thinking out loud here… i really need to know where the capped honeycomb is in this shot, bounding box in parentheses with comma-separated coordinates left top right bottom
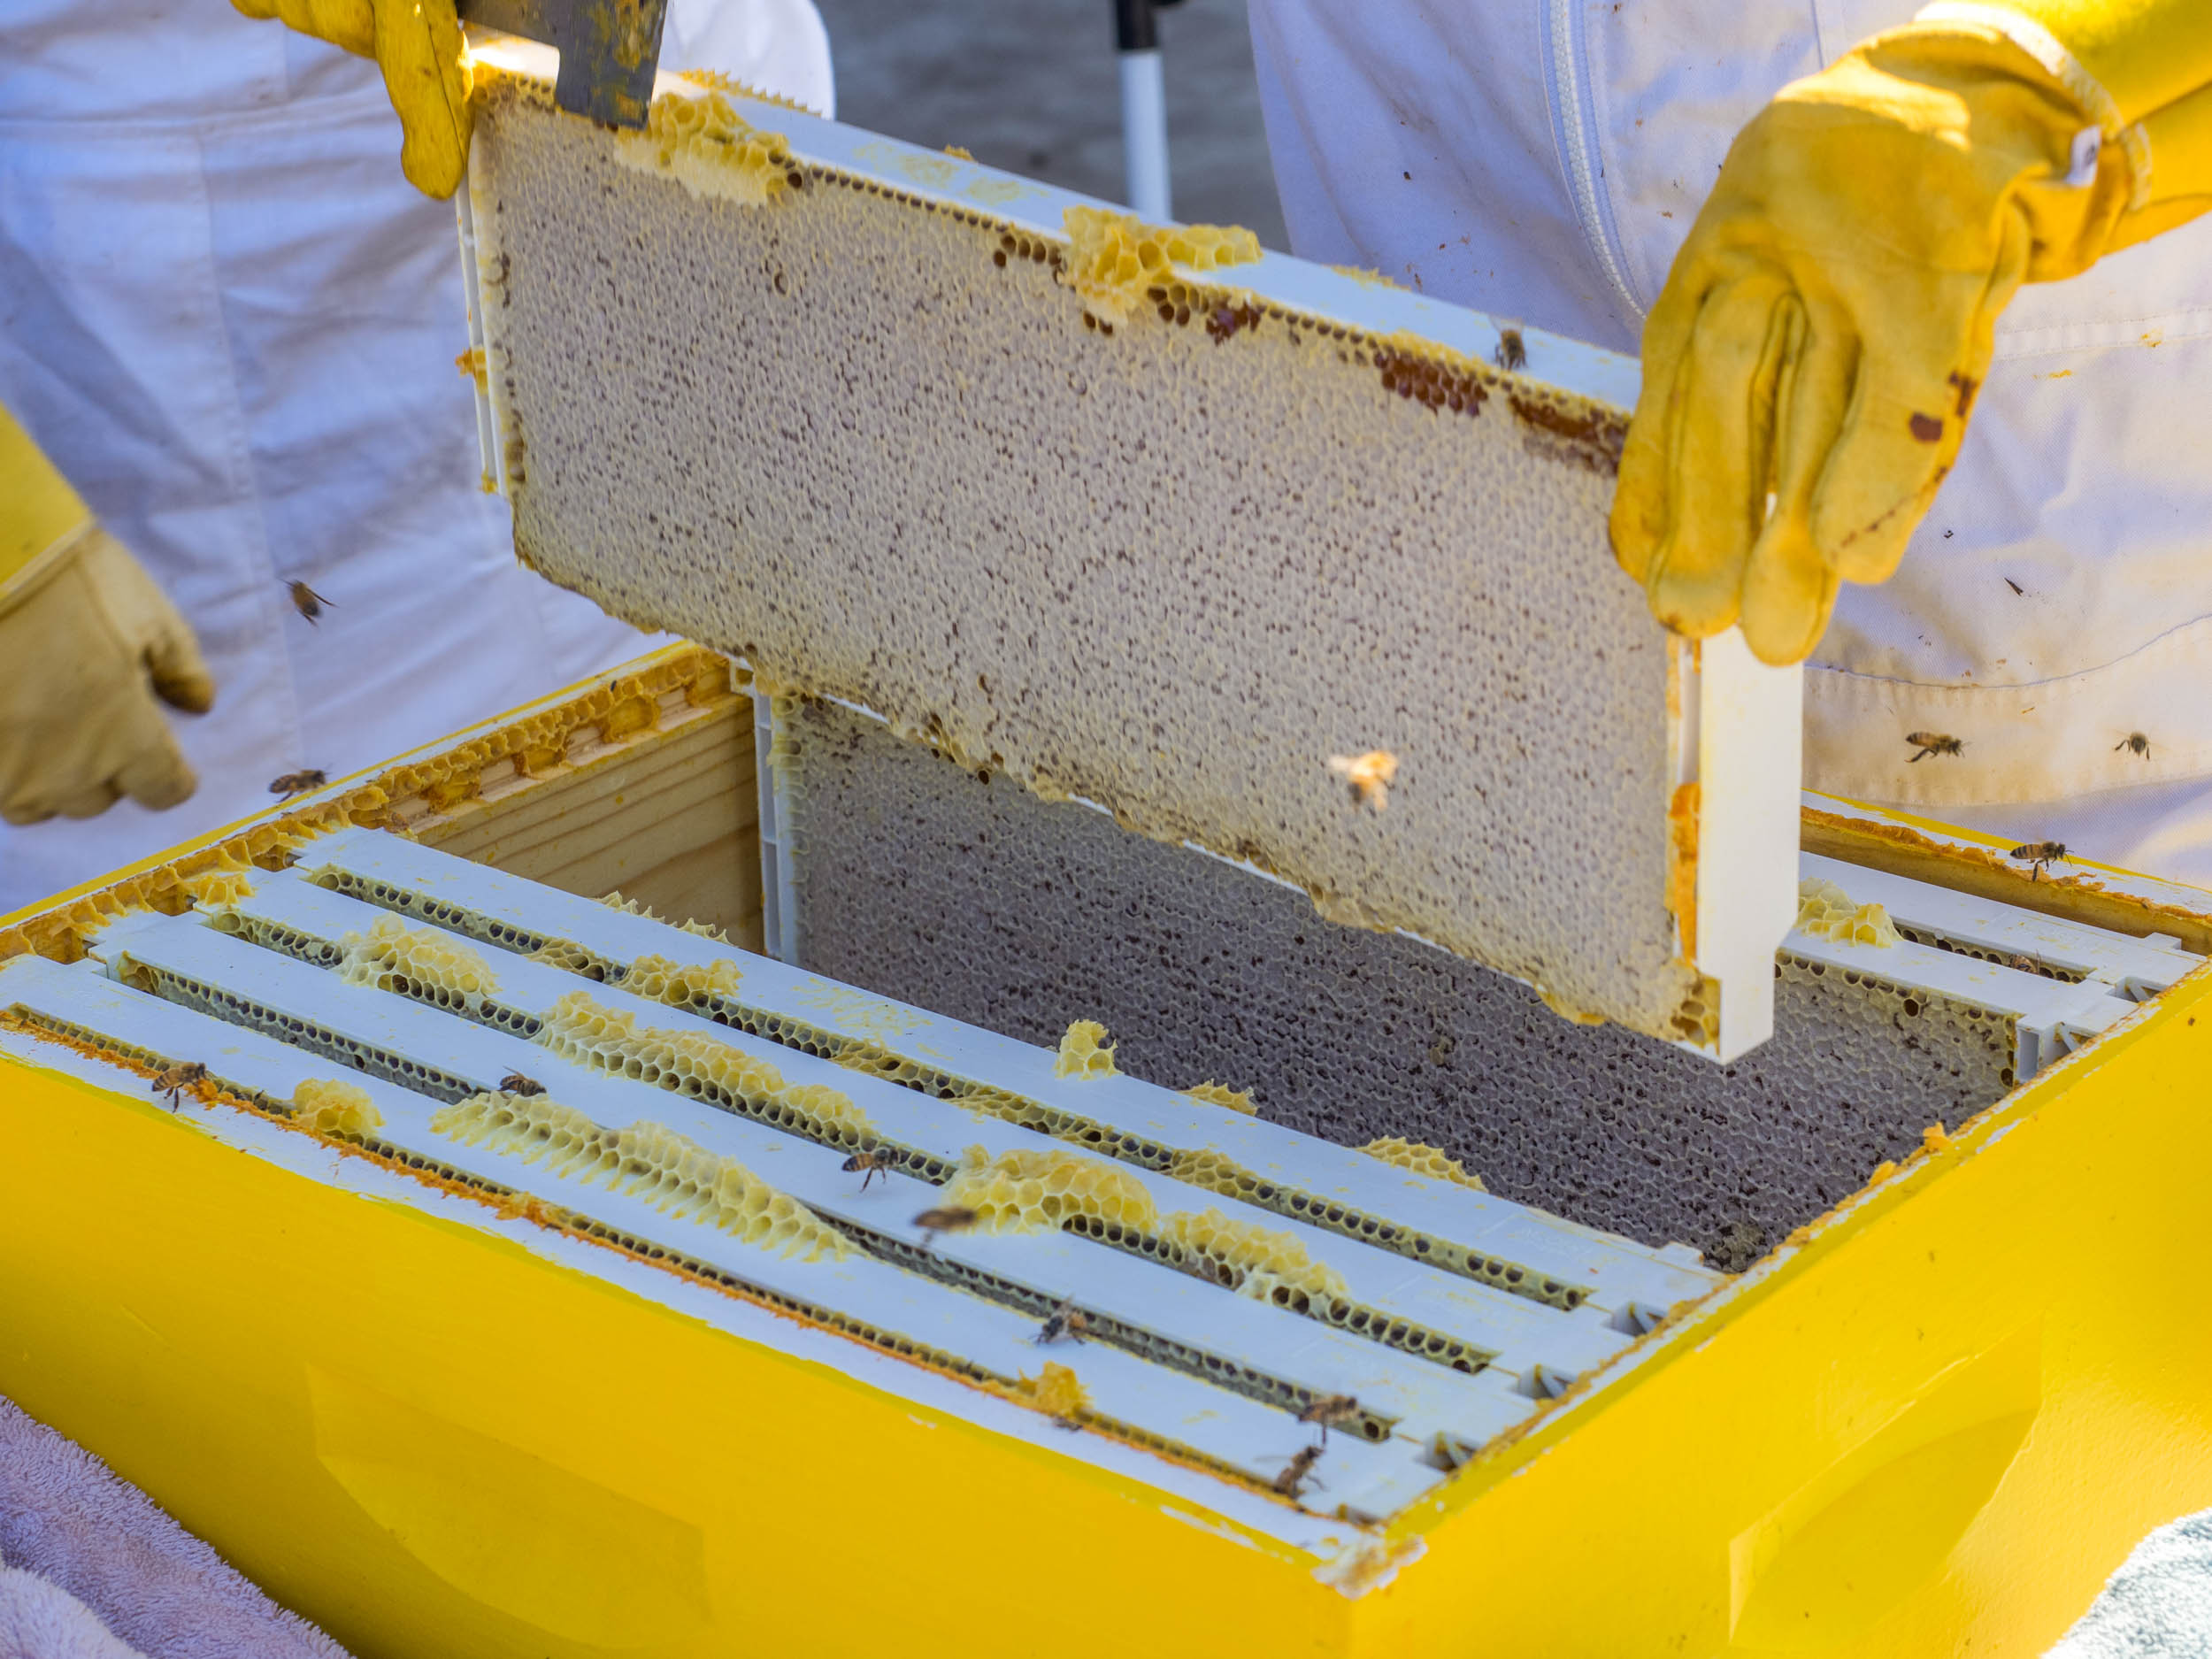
(1183, 1081, 1256, 1116)
(467, 75, 1712, 1043)
(337, 918, 500, 1014)
(1794, 879, 1902, 949)
(1361, 1137, 1487, 1193)
(1158, 1208, 1350, 1308)
(1054, 1020, 1118, 1079)
(777, 695, 2016, 1263)
(1060, 206, 1262, 327)
(291, 1079, 382, 1141)
(430, 1090, 847, 1260)
(534, 991, 876, 1149)
(939, 1145, 1158, 1235)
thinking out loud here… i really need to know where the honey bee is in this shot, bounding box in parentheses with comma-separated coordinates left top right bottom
(2007, 954, 2038, 972)
(1270, 1443, 1324, 1499)
(1494, 327, 1527, 372)
(499, 1072, 545, 1096)
(1296, 1393, 1362, 1441)
(150, 1061, 208, 1110)
(269, 770, 326, 799)
(2009, 841, 2068, 882)
(1326, 749, 1399, 813)
(841, 1147, 894, 1191)
(1035, 1298, 1090, 1345)
(912, 1205, 978, 1247)
(284, 580, 331, 625)
(1906, 732, 1964, 763)
(2116, 733, 2151, 758)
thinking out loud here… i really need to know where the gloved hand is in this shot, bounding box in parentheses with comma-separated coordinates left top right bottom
(230, 0, 471, 198)
(1, 411, 214, 827)
(1611, 1, 2212, 665)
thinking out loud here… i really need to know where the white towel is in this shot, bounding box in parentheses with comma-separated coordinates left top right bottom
(0, 1399, 348, 1659)
(0, 1565, 146, 1659)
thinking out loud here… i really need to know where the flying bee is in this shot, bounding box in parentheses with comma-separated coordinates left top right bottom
(1269, 1443, 1325, 1499)
(1906, 732, 1964, 763)
(499, 1072, 545, 1096)
(912, 1205, 978, 1248)
(269, 769, 326, 799)
(841, 1147, 894, 1191)
(1326, 749, 1398, 813)
(284, 580, 331, 625)
(1494, 326, 1526, 373)
(2009, 841, 2068, 882)
(2116, 733, 2151, 758)
(1035, 1298, 1090, 1345)
(150, 1061, 208, 1110)
(1296, 1393, 1362, 1442)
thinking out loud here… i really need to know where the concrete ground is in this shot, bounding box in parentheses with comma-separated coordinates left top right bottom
(810, 0, 1290, 250)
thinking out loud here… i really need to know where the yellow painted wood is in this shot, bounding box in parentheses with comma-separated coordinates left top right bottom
(1358, 962, 2212, 1656)
(0, 1058, 1344, 1659)
(7, 659, 2212, 1655)
(8, 960, 2211, 1654)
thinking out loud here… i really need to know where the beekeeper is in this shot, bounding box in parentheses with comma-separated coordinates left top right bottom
(0, 0, 832, 914)
(1251, 0, 2212, 882)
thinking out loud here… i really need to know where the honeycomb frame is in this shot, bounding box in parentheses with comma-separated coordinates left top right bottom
(463, 52, 1801, 1056)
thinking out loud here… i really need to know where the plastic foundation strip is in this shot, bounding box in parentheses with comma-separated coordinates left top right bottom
(293, 828, 1722, 1314)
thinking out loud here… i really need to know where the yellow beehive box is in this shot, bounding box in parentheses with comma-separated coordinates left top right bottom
(4, 643, 2210, 1659)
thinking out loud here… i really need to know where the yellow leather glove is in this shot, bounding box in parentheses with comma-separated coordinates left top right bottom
(0, 411, 215, 827)
(1611, 2, 2212, 665)
(230, 0, 471, 198)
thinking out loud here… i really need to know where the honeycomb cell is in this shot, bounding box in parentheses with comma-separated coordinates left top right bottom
(1158, 1207, 1349, 1306)
(1060, 206, 1261, 327)
(624, 953, 745, 1007)
(181, 858, 256, 908)
(1182, 1080, 1256, 1116)
(1164, 1146, 1263, 1201)
(1054, 1019, 1118, 1079)
(1794, 878, 1901, 948)
(940, 1145, 1159, 1235)
(534, 991, 876, 1148)
(602, 893, 733, 946)
(614, 88, 796, 207)
(778, 698, 2015, 1263)
(431, 1090, 848, 1260)
(467, 81, 1695, 1041)
(291, 1078, 383, 1141)
(1359, 1136, 1487, 1193)
(337, 917, 501, 1014)
(1010, 1360, 1090, 1424)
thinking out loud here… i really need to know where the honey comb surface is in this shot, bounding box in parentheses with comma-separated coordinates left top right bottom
(471, 80, 1700, 1040)
(778, 697, 2016, 1263)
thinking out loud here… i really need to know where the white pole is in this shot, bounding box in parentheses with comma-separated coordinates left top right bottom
(1118, 46, 1171, 222)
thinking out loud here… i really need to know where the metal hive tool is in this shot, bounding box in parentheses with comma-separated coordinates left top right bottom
(0, 828, 1720, 1540)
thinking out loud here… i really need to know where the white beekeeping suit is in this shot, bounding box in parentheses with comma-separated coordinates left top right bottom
(0, 0, 832, 914)
(1249, 0, 2212, 883)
